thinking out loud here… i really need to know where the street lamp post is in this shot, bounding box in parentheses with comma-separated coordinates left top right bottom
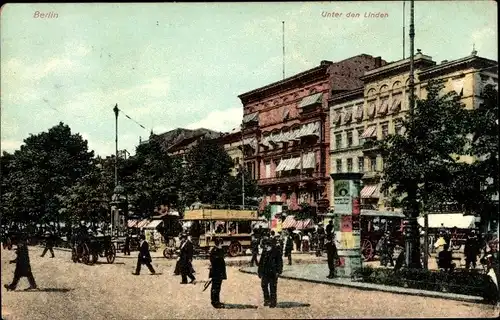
(240, 123, 245, 210)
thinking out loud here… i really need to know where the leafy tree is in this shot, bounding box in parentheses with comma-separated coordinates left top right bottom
(183, 138, 233, 205)
(294, 202, 317, 220)
(3, 122, 94, 227)
(261, 204, 272, 221)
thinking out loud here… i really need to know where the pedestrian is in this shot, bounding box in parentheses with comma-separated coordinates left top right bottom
(258, 237, 283, 308)
(464, 230, 480, 270)
(40, 230, 56, 258)
(316, 223, 325, 257)
(284, 231, 294, 265)
(483, 253, 500, 305)
(379, 232, 394, 267)
(4, 238, 38, 291)
(302, 233, 310, 252)
(326, 220, 334, 237)
(325, 234, 338, 278)
(437, 244, 455, 272)
(294, 231, 302, 252)
(209, 237, 226, 309)
(179, 233, 196, 284)
(250, 233, 259, 267)
(123, 232, 131, 256)
(132, 234, 156, 275)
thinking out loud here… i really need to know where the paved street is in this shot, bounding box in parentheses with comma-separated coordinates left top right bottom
(2, 246, 498, 319)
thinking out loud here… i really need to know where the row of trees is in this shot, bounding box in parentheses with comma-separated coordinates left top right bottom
(381, 81, 498, 224)
(1, 123, 262, 228)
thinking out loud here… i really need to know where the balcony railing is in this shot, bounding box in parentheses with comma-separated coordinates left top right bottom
(258, 171, 326, 186)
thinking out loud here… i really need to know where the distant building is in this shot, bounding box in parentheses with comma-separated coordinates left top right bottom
(214, 130, 245, 176)
(329, 50, 498, 212)
(238, 54, 387, 213)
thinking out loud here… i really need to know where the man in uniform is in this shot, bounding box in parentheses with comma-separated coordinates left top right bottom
(209, 237, 226, 308)
(258, 237, 283, 308)
(250, 233, 259, 267)
(179, 233, 196, 284)
(325, 234, 338, 278)
(132, 234, 156, 275)
(4, 237, 37, 291)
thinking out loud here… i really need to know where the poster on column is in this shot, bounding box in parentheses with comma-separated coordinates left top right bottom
(340, 232, 354, 248)
(334, 180, 351, 214)
(334, 231, 343, 249)
(341, 215, 352, 232)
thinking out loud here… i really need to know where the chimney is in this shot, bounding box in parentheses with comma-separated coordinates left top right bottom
(441, 60, 448, 64)
(375, 57, 382, 68)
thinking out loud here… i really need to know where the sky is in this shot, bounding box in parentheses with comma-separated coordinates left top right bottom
(1, 1, 497, 157)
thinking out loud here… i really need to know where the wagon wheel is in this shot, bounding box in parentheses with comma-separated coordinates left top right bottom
(81, 243, 92, 265)
(163, 247, 175, 259)
(106, 243, 116, 264)
(361, 239, 374, 261)
(228, 242, 242, 257)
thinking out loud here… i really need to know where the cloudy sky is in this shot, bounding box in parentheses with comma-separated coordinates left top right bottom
(1, 1, 497, 157)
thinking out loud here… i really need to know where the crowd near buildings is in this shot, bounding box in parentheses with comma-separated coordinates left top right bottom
(140, 49, 498, 220)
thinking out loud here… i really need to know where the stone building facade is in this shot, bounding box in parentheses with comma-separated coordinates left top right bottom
(238, 54, 387, 213)
(329, 50, 498, 212)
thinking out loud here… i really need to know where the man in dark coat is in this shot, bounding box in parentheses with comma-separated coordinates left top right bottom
(4, 239, 37, 291)
(258, 238, 283, 308)
(179, 234, 196, 284)
(284, 232, 294, 265)
(316, 224, 325, 256)
(40, 230, 56, 258)
(325, 220, 334, 237)
(325, 234, 338, 278)
(123, 232, 131, 256)
(209, 237, 226, 308)
(132, 234, 156, 275)
(464, 230, 480, 269)
(250, 234, 259, 267)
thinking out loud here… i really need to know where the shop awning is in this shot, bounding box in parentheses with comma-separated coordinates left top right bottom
(303, 122, 320, 137)
(355, 105, 364, 120)
(298, 93, 323, 108)
(378, 100, 389, 115)
(243, 112, 258, 124)
(361, 126, 377, 138)
(295, 219, 314, 230)
(302, 153, 315, 169)
(276, 159, 289, 172)
(282, 215, 296, 229)
(136, 219, 151, 229)
(361, 184, 378, 198)
(128, 219, 139, 228)
(144, 220, 163, 229)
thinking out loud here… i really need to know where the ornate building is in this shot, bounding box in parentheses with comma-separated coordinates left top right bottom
(238, 54, 387, 214)
(329, 50, 498, 212)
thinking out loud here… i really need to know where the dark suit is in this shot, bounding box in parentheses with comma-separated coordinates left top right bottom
(41, 233, 56, 258)
(209, 246, 226, 306)
(135, 240, 155, 274)
(7, 244, 37, 289)
(326, 224, 333, 236)
(179, 240, 195, 283)
(250, 238, 259, 266)
(325, 240, 338, 277)
(284, 236, 294, 265)
(123, 235, 131, 255)
(258, 245, 283, 307)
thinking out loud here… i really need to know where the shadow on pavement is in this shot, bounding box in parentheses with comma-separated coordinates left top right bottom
(276, 301, 311, 308)
(222, 303, 258, 309)
(94, 262, 125, 265)
(24, 288, 73, 292)
(150, 273, 163, 276)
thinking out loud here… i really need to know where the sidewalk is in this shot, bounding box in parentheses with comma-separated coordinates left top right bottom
(239, 264, 485, 304)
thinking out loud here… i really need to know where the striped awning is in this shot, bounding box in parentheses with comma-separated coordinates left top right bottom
(284, 158, 300, 171)
(136, 219, 151, 228)
(282, 215, 296, 229)
(361, 185, 379, 198)
(332, 111, 341, 124)
(378, 100, 389, 115)
(343, 110, 353, 124)
(298, 93, 323, 108)
(390, 99, 401, 113)
(367, 102, 376, 117)
(295, 219, 313, 230)
(361, 126, 377, 138)
(128, 219, 139, 228)
(276, 159, 289, 172)
(302, 153, 315, 169)
(243, 112, 258, 124)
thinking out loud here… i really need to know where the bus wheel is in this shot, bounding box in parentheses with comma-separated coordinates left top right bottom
(228, 242, 241, 257)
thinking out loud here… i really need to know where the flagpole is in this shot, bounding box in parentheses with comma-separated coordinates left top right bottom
(403, 1, 406, 59)
(282, 21, 285, 80)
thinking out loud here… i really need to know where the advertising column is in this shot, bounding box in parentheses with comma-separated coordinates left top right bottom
(270, 202, 283, 233)
(330, 173, 363, 278)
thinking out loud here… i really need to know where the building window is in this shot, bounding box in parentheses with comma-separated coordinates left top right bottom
(381, 123, 389, 138)
(370, 157, 377, 172)
(347, 158, 353, 172)
(357, 127, 364, 145)
(265, 161, 271, 178)
(335, 133, 342, 150)
(358, 157, 364, 173)
(336, 159, 342, 173)
(346, 131, 353, 147)
(395, 120, 404, 135)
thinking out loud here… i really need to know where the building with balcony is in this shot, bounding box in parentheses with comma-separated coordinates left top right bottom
(238, 54, 387, 213)
(329, 50, 498, 212)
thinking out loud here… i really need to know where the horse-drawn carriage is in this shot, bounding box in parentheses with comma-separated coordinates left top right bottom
(359, 210, 405, 261)
(72, 235, 116, 265)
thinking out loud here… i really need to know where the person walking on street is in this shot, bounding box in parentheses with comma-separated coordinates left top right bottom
(250, 233, 259, 267)
(40, 230, 56, 258)
(179, 233, 196, 284)
(284, 231, 294, 265)
(464, 230, 480, 270)
(132, 234, 156, 275)
(258, 237, 283, 308)
(4, 238, 37, 291)
(316, 224, 325, 257)
(326, 220, 334, 237)
(123, 232, 131, 256)
(209, 237, 226, 308)
(325, 234, 338, 278)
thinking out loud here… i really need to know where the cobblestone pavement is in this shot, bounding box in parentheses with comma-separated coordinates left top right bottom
(2, 246, 498, 320)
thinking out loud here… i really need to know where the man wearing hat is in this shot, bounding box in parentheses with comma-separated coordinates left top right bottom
(250, 233, 260, 267)
(464, 229, 480, 270)
(208, 237, 226, 308)
(40, 230, 56, 258)
(179, 233, 196, 284)
(258, 237, 283, 308)
(132, 234, 156, 275)
(4, 238, 38, 291)
(325, 234, 338, 278)
(284, 231, 294, 266)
